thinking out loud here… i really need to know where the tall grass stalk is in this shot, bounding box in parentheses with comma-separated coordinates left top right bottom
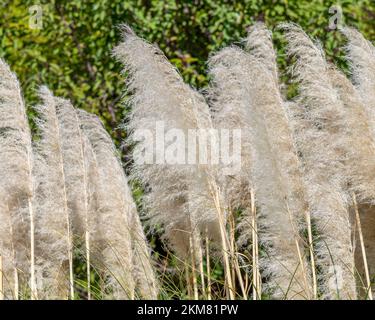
(208, 181, 235, 299)
(352, 193, 373, 300)
(189, 235, 199, 300)
(0, 255, 3, 299)
(205, 231, 212, 300)
(250, 188, 261, 300)
(197, 242, 206, 298)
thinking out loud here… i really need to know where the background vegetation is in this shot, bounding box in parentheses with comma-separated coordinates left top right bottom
(1, 0, 374, 140)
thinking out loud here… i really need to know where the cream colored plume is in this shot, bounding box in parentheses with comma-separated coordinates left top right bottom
(33, 87, 74, 299)
(0, 59, 36, 299)
(281, 23, 356, 299)
(78, 109, 158, 299)
(208, 41, 311, 299)
(341, 27, 375, 136)
(113, 25, 222, 260)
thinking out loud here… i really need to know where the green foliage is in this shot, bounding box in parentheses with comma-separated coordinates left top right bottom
(1, 0, 374, 140)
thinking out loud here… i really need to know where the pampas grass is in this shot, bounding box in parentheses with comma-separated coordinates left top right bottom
(245, 23, 315, 298)
(208, 44, 310, 299)
(327, 66, 375, 202)
(339, 28, 375, 298)
(78, 109, 159, 299)
(0, 59, 36, 299)
(33, 87, 74, 299)
(342, 27, 375, 134)
(49, 95, 92, 298)
(280, 23, 357, 299)
(113, 25, 198, 258)
(78, 109, 135, 299)
(0, 59, 157, 299)
(113, 26, 219, 257)
(113, 24, 255, 299)
(1, 22, 375, 300)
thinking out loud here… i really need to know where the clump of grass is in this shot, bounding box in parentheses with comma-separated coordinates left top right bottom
(0, 59, 37, 299)
(0, 61, 157, 300)
(1, 23, 375, 300)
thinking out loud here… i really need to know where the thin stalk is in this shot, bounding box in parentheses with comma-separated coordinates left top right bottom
(205, 232, 212, 300)
(286, 202, 311, 299)
(74, 111, 91, 300)
(244, 272, 249, 297)
(13, 269, 18, 300)
(229, 213, 248, 299)
(209, 181, 235, 299)
(17, 77, 37, 300)
(67, 226, 74, 299)
(295, 238, 309, 299)
(189, 235, 199, 300)
(55, 142, 74, 299)
(229, 215, 236, 294)
(85, 230, 91, 300)
(251, 188, 260, 300)
(28, 198, 37, 300)
(185, 264, 192, 298)
(0, 255, 3, 300)
(305, 209, 317, 299)
(197, 243, 206, 299)
(352, 193, 373, 300)
(233, 253, 248, 299)
(53, 110, 74, 300)
(8, 211, 19, 300)
(256, 223, 261, 295)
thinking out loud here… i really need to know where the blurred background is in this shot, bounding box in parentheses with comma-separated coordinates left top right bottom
(1, 0, 374, 142)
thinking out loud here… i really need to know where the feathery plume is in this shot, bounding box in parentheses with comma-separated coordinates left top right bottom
(327, 66, 375, 202)
(328, 66, 375, 298)
(113, 26, 193, 257)
(52, 97, 90, 237)
(78, 109, 150, 299)
(246, 22, 316, 298)
(33, 87, 74, 299)
(341, 27, 375, 135)
(208, 45, 310, 299)
(0, 59, 36, 299)
(113, 25, 221, 256)
(280, 23, 356, 299)
(244, 22, 279, 82)
(77, 130, 106, 297)
(340, 32, 375, 292)
(53, 96, 92, 298)
(113, 25, 238, 298)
